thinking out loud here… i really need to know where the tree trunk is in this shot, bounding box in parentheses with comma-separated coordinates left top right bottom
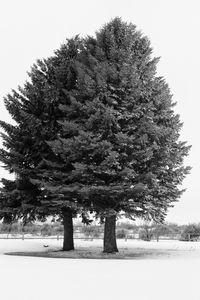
(62, 208, 74, 251)
(103, 215, 118, 253)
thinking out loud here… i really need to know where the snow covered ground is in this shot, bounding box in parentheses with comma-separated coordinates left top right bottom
(1, 239, 200, 300)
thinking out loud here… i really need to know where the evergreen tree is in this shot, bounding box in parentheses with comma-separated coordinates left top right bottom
(0, 18, 190, 254)
(0, 37, 84, 250)
(88, 18, 191, 252)
(44, 18, 190, 252)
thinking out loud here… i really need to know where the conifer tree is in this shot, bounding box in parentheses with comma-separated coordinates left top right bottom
(87, 18, 191, 252)
(89, 18, 190, 252)
(0, 37, 84, 250)
(0, 18, 190, 254)
(44, 18, 190, 252)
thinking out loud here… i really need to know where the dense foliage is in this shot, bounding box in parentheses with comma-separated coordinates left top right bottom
(39, 18, 190, 222)
(0, 18, 190, 250)
(0, 37, 84, 222)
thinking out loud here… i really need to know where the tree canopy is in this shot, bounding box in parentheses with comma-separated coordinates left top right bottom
(35, 17, 190, 222)
(0, 18, 191, 251)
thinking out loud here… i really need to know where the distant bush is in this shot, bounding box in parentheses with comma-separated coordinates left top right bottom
(116, 222, 137, 231)
(116, 229, 128, 239)
(80, 225, 102, 238)
(23, 223, 40, 234)
(166, 223, 182, 234)
(152, 224, 172, 241)
(9, 223, 20, 233)
(53, 223, 63, 235)
(139, 224, 154, 241)
(180, 224, 200, 241)
(40, 224, 52, 236)
(0, 223, 12, 233)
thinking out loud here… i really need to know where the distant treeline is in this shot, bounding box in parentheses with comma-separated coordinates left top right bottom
(0, 221, 200, 241)
(0, 222, 63, 236)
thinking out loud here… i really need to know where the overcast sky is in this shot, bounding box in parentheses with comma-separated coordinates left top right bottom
(0, 0, 199, 224)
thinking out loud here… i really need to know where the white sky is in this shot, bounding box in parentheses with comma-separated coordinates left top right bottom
(0, 0, 199, 224)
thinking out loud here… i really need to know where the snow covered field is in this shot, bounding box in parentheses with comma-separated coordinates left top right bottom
(1, 239, 200, 300)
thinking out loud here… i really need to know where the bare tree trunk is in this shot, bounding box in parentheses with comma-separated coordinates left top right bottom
(62, 208, 74, 251)
(103, 215, 118, 253)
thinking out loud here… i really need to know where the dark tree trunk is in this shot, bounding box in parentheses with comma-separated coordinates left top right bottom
(62, 208, 74, 251)
(103, 215, 118, 253)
